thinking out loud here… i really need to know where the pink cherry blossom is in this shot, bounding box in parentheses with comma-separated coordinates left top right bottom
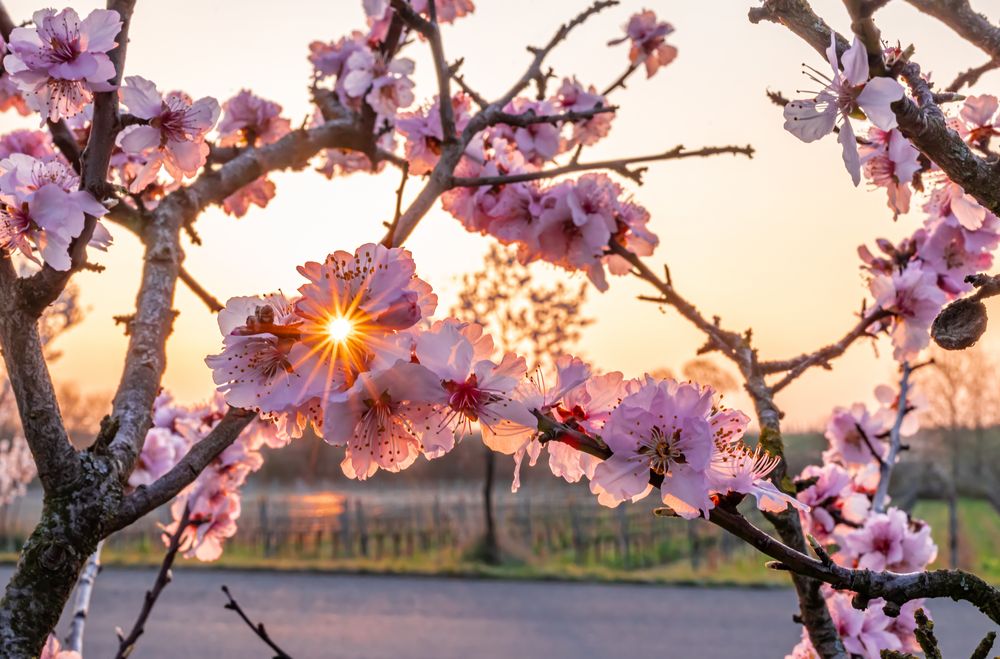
(397, 93, 473, 174)
(544, 370, 635, 486)
(294, 243, 437, 378)
(505, 355, 592, 490)
(309, 32, 370, 80)
(39, 634, 81, 659)
(609, 10, 677, 78)
(822, 402, 888, 467)
(3, 8, 121, 123)
(488, 98, 562, 166)
(784, 35, 905, 185)
(825, 590, 902, 658)
(0, 36, 30, 116)
(168, 486, 240, 562)
(924, 179, 987, 231)
(128, 427, 190, 487)
(0, 129, 55, 161)
(324, 360, 451, 479)
(118, 76, 220, 192)
(591, 377, 719, 518)
(413, 319, 537, 453)
(341, 48, 415, 117)
(532, 174, 622, 291)
(551, 77, 614, 148)
(918, 213, 999, 295)
(709, 442, 804, 513)
(0, 153, 109, 270)
(868, 262, 947, 361)
(217, 90, 290, 164)
(954, 94, 999, 149)
(205, 293, 329, 421)
(859, 128, 920, 217)
(222, 176, 276, 218)
(796, 463, 870, 543)
(365, 0, 475, 43)
(843, 507, 938, 572)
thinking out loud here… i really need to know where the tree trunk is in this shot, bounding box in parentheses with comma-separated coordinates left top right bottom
(481, 448, 500, 565)
(949, 435, 960, 569)
(0, 453, 122, 658)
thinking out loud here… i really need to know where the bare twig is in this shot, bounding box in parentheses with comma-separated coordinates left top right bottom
(762, 307, 892, 390)
(947, 58, 1000, 92)
(382, 162, 411, 248)
(872, 362, 911, 512)
(221, 585, 293, 659)
(64, 541, 103, 653)
(178, 266, 224, 313)
(451, 143, 753, 187)
(602, 62, 640, 96)
(114, 505, 191, 659)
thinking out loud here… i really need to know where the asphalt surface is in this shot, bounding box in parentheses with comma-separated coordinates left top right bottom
(0, 567, 993, 658)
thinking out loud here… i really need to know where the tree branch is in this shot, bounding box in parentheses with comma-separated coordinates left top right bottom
(221, 585, 293, 659)
(761, 307, 891, 390)
(107, 407, 256, 533)
(105, 116, 371, 481)
(18, 0, 138, 318)
(904, 0, 1000, 61)
(0, 258, 79, 493)
(872, 362, 911, 512)
(65, 541, 103, 653)
(749, 0, 1000, 221)
(114, 505, 190, 659)
(709, 504, 1000, 626)
(451, 144, 753, 187)
(178, 266, 223, 313)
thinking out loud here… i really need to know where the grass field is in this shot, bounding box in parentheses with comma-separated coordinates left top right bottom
(2, 498, 988, 587)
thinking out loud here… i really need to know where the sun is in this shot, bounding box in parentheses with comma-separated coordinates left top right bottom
(325, 316, 354, 343)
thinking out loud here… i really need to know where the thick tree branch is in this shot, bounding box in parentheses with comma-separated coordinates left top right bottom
(709, 505, 1000, 626)
(750, 0, 1000, 221)
(904, 0, 1000, 61)
(0, 259, 79, 493)
(451, 144, 753, 187)
(107, 407, 255, 533)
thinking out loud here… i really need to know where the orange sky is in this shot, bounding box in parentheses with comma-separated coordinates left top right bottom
(3, 0, 1000, 429)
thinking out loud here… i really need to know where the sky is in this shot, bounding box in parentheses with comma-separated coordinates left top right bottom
(3, 0, 1000, 430)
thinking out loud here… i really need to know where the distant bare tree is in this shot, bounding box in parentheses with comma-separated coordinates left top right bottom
(917, 345, 1000, 567)
(451, 244, 591, 564)
(682, 358, 738, 394)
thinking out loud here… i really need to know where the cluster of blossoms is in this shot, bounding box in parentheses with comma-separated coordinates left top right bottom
(0, 152, 110, 270)
(130, 392, 285, 561)
(2, 7, 122, 123)
(0, 435, 36, 506)
(789, 383, 937, 658)
(205, 243, 798, 521)
(783, 38, 1000, 362)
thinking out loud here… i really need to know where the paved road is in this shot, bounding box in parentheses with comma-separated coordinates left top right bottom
(1, 567, 993, 658)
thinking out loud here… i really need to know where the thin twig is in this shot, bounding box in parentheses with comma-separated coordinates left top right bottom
(64, 540, 103, 653)
(602, 62, 640, 96)
(221, 585, 293, 659)
(872, 362, 911, 512)
(114, 505, 192, 659)
(451, 144, 754, 187)
(382, 162, 411, 248)
(178, 266, 224, 313)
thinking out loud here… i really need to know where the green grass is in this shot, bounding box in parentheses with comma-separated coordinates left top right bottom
(3, 499, 993, 587)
